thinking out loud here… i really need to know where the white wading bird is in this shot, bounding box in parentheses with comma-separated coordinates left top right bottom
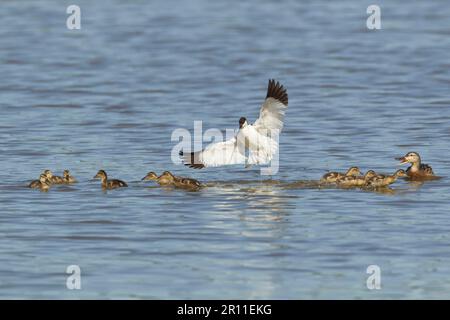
(179, 79, 288, 169)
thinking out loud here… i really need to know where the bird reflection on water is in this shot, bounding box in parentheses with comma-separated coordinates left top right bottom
(205, 180, 294, 218)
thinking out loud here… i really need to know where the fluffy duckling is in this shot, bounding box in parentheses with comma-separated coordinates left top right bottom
(366, 169, 407, 188)
(173, 177, 202, 190)
(63, 170, 77, 184)
(29, 174, 51, 191)
(93, 170, 128, 189)
(43, 170, 64, 184)
(29, 174, 45, 189)
(161, 171, 202, 189)
(395, 152, 434, 178)
(321, 167, 361, 183)
(142, 171, 174, 186)
(337, 170, 377, 187)
(141, 171, 158, 182)
(142, 171, 202, 189)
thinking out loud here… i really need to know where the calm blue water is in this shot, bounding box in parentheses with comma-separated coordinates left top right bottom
(0, 0, 449, 299)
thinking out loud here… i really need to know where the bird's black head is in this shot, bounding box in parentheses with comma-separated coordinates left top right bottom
(239, 117, 247, 129)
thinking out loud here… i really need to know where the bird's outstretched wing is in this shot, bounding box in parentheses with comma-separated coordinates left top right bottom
(180, 79, 288, 169)
(180, 137, 246, 169)
(247, 79, 287, 164)
(253, 79, 288, 133)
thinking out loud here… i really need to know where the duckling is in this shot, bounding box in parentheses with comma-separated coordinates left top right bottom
(321, 167, 361, 183)
(93, 170, 128, 189)
(29, 174, 45, 189)
(395, 152, 434, 178)
(29, 174, 51, 191)
(173, 176, 202, 190)
(366, 169, 407, 188)
(160, 171, 202, 189)
(62, 170, 77, 184)
(142, 171, 175, 186)
(337, 170, 377, 187)
(142, 171, 202, 189)
(43, 170, 64, 184)
(142, 171, 158, 182)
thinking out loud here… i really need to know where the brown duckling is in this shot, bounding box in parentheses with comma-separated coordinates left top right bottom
(395, 152, 434, 178)
(141, 171, 158, 182)
(366, 169, 407, 188)
(93, 170, 128, 189)
(160, 171, 202, 189)
(63, 170, 77, 184)
(29, 174, 51, 191)
(337, 170, 377, 187)
(162, 171, 202, 189)
(142, 171, 202, 189)
(321, 166, 361, 183)
(142, 171, 175, 186)
(43, 170, 64, 184)
(173, 177, 202, 190)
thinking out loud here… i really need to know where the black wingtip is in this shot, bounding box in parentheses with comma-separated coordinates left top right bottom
(266, 79, 288, 106)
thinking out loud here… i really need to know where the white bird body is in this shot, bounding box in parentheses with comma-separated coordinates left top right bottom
(239, 124, 279, 165)
(180, 79, 288, 169)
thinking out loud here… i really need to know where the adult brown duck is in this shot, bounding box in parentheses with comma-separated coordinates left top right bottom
(395, 152, 435, 179)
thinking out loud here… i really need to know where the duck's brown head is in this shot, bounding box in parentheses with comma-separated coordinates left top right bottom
(239, 117, 248, 129)
(346, 167, 361, 176)
(396, 152, 420, 164)
(364, 170, 377, 180)
(394, 169, 407, 177)
(39, 174, 48, 183)
(94, 170, 107, 180)
(142, 172, 158, 181)
(43, 170, 53, 179)
(63, 170, 70, 178)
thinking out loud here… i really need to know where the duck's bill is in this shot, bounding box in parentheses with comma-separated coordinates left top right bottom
(141, 176, 148, 181)
(395, 157, 407, 164)
(93, 174, 100, 179)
